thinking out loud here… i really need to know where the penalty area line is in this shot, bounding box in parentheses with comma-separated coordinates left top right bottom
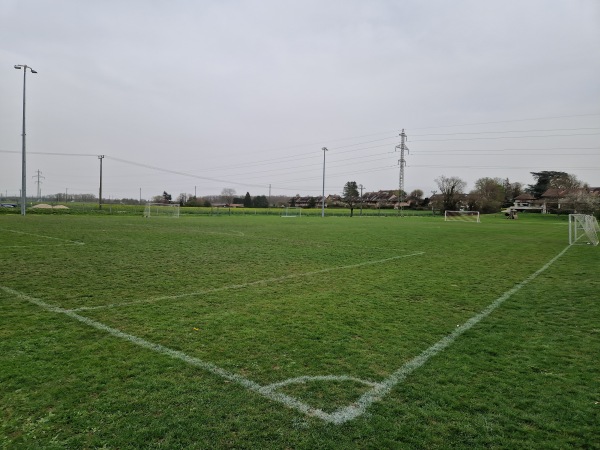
(70, 251, 425, 312)
(0, 229, 84, 246)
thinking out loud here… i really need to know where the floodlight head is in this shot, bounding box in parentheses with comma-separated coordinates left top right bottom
(30, 69, 38, 73)
(14, 65, 22, 69)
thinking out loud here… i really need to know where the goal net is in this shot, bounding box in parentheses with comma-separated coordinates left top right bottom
(444, 210, 480, 223)
(144, 203, 180, 218)
(569, 214, 599, 246)
(282, 207, 302, 217)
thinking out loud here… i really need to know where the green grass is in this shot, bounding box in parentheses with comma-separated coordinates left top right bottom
(1, 214, 598, 448)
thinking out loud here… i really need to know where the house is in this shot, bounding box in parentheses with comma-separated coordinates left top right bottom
(363, 190, 398, 208)
(540, 187, 600, 213)
(511, 193, 543, 212)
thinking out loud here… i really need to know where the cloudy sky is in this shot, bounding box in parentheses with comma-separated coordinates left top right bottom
(2, 0, 599, 201)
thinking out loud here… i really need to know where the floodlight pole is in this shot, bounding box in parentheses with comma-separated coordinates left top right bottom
(359, 184, 364, 216)
(14, 64, 37, 216)
(98, 155, 105, 209)
(321, 147, 328, 218)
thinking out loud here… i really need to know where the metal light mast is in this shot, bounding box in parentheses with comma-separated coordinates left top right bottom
(395, 129, 409, 216)
(98, 155, 105, 210)
(14, 64, 37, 216)
(359, 183, 364, 216)
(321, 147, 328, 217)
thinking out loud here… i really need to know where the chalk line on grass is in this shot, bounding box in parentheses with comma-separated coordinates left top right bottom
(69, 252, 425, 312)
(0, 229, 84, 246)
(1, 245, 570, 424)
(0, 285, 352, 423)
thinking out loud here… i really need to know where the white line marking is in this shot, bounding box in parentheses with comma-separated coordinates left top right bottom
(70, 252, 424, 311)
(0, 285, 335, 422)
(0, 229, 84, 246)
(0, 245, 570, 424)
(317, 244, 572, 424)
(260, 375, 382, 392)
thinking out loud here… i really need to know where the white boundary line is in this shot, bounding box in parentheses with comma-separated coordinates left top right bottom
(0, 229, 84, 246)
(0, 245, 570, 424)
(70, 252, 425, 312)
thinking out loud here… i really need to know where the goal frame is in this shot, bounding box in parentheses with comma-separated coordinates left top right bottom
(568, 214, 599, 246)
(444, 210, 480, 223)
(282, 206, 302, 218)
(144, 203, 180, 218)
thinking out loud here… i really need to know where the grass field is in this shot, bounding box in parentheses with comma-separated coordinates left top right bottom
(1, 213, 598, 449)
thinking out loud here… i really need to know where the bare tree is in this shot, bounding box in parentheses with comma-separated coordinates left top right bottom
(470, 177, 504, 213)
(435, 175, 467, 211)
(221, 188, 236, 205)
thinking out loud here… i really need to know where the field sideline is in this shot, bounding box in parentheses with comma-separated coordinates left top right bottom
(1, 214, 598, 448)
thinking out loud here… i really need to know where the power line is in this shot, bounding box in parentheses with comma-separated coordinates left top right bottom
(411, 132, 600, 142)
(408, 112, 600, 131)
(410, 127, 600, 137)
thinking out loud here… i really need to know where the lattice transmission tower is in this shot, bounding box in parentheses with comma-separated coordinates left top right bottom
(395, 129, 409, 215)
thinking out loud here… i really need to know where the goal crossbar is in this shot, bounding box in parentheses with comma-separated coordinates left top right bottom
(444, 210, 480, 223)
(144, 203, 180, 218)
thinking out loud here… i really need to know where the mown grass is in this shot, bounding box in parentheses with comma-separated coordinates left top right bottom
(1, 213, 598, 448)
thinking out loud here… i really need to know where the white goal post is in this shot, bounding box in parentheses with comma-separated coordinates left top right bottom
(444, 210, 480, 223)
(569, 214, 599, 246)
(282, 207, 302, 217)
(144, 203, 180, 218)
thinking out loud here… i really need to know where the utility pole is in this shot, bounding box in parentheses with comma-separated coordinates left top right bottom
(321, 147, 328, 218)
(32, 169, 44, 201)
(431, 190, 437, 215)
(395, 129, 409, 217)
(268, 183, 272, 208)
(98, 155, 104, 210)
(359, 184, 364, 216)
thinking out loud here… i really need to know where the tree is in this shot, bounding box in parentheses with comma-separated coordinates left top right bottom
(526, 171, 568, 198)
(343, 181, 360, 217)
(252, 195, 269, 208)
(503, 178, 523, 207)
(470, 177, 505, 213)
(243, 192, 252, 208)
(408, 189, 424, 207)
(221, 188, 236, 205)
(435, 175, 467, 212)
(177, 193, 188, 206)
(409, 189, 423, 201)
(549, 173, 581, 190)
(162, 191, 172, 203)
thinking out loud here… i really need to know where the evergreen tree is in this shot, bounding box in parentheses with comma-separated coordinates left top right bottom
(243, 192, 252, 207)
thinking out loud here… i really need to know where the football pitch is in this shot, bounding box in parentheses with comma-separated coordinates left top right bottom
(1, 214, 598, 448)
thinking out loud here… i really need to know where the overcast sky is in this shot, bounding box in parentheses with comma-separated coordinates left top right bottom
(2, 0, 599, 201)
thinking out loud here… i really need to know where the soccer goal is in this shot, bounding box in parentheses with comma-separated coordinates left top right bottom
(444, 210, 480, 223)
(144, 203, 180, 218)
(568, 214, 599, 246)
(282, 207, 302, 218)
